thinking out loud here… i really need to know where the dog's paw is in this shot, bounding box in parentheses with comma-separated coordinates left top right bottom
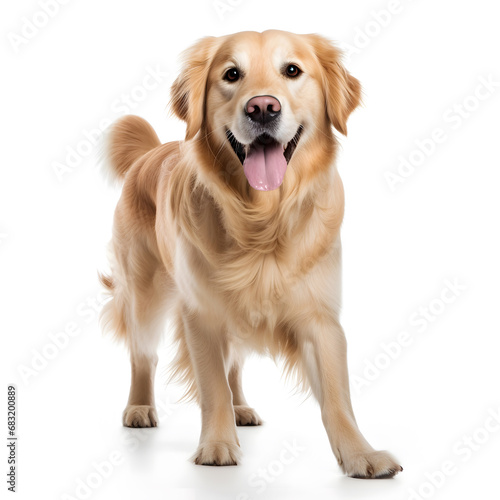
(122, 405, 158, 428)
(342, 450, 402, 479)
(234, 405, 263, 426)
(191, 441, 241, 466)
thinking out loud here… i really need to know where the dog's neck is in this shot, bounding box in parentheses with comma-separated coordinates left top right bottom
(179, 127, 342, 260)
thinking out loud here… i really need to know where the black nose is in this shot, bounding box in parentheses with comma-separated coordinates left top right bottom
(245, 95, 281, 125)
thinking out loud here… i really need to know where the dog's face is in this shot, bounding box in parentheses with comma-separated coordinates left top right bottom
(171, 30, 361, 191)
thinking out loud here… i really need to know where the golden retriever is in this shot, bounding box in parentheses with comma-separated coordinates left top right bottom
(99, 30, 402, 478)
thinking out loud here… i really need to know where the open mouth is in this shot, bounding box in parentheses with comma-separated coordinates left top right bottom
(226, 126, 303, 191)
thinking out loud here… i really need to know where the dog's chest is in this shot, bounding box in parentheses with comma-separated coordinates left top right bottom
(220, 251, 295, 336)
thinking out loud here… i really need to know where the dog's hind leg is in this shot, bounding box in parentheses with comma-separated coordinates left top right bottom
(122, 263, 171, 428)
(228, 357, 263, 426)
(101, 236, 170, 428)
(123, 348, 160, 428)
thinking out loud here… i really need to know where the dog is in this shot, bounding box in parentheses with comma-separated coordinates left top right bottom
(99, 29, 402, 478)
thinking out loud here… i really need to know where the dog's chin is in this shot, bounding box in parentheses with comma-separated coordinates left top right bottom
(226, 126, 303, 191)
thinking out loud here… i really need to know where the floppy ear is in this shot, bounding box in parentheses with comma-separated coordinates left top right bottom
(170, 37, 219, 140)
(308, 34, 362, 135)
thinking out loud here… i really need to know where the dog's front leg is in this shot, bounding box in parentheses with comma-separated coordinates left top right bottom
(183, 307, 241, 466)
(298, 314, 402, 478)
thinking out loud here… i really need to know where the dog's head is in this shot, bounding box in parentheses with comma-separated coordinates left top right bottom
(170, 30, 361, 192)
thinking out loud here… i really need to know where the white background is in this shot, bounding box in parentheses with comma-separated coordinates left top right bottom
(2, 0, 500, 499)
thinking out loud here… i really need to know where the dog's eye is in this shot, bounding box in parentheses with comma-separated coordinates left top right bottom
(224, 68, 240, 82)
(284, 64, 301, 78)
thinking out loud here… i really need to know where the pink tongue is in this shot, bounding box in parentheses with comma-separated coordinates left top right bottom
(243, 142, 287, 191)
